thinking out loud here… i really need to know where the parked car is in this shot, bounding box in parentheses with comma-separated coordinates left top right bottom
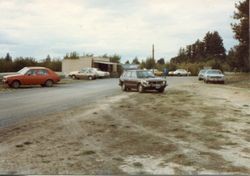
(198, 69, 207, 80)
(172, 69, 191, 76)
(119, 70, 167, 93)
(91, 68, 110, 78)
(2, 67, 60, 88)
(203, 69, 225, 84)
(168, 71, 175, 76)
(69, 68, 96, 80)
(149, 69, 163, 76)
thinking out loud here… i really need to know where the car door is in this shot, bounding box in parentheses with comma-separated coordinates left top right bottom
(129, 71, 138, 89)
(36, 69, 49, 84)
(78, 69, 88, 79)
(23, 69, 39, 85)
(123, 71, 131, 87)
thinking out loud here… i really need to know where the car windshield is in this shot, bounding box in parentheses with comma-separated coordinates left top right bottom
(17, 67, 29, 75)
(207, 70, 222, 74)
(200, 70, 206, 74)
(176, 69, 186, 72)
(137, 71, 155, 78)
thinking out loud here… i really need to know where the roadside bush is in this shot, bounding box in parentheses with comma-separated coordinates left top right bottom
(176, 63, 205, 76)
(169, 59, 232, 75)
(165, 62, 177, 71)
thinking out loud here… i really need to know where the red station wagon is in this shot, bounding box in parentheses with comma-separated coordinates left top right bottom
(2, 67, 61, 88)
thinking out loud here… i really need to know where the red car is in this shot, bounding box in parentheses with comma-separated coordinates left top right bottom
(2, 67, 60, 88)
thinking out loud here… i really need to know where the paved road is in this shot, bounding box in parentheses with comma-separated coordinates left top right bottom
(0, 77, 197, 128)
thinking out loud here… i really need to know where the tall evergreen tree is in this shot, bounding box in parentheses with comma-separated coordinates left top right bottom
(195, 40, 205, 61)
(5, 53, 12, 62)
(132, 57, 140, 64)
(231, 0, 249, 71)
(145, 57, 156, 69)
(110, 54, 121, 63)
(125, 60, 130, 64)
(45, 55, 51, 62)
(203, 31, 226, 59)
(157, 58, 165, 65)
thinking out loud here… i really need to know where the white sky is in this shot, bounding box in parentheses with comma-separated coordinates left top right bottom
(0, 0, 239, 62)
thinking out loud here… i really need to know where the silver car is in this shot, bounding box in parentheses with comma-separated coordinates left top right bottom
(198, 69, 207, 80)
(173, 69, 191, 76)
(203, 69, 225, 84)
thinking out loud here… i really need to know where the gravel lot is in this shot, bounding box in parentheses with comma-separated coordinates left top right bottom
(0, 76, 249, 174)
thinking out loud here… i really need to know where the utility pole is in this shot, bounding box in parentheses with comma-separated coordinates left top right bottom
(152, 44, 155, 72)
(152, 44, 154, 60)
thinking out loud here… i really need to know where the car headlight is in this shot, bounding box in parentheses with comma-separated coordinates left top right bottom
(141, 80, 149, 86)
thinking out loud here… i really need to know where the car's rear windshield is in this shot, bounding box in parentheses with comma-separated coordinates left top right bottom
(137, 71, 155, 78)
(207, 70, 222, 74)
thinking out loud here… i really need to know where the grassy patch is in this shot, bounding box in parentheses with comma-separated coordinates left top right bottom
(58, 78, 87, 84)
(225, 73, 250, 88)
(81, 150, 96, 155)
(133, 162, 143, 168)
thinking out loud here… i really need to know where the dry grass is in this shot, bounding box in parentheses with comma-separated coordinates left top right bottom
(225, 73, 250, 88)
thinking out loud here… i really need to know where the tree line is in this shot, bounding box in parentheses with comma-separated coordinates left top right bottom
(0, 52, 121, 73)
(125, 0, 249, 73)
(0, 54, 61, 72)
(170, 0, 249, 72)
(171, 31, 226, 64)
(168, 31, 229, 73)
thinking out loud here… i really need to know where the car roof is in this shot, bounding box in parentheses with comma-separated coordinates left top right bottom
(206, 69, 221, 71)
(125, 69, 146, 72)
(26, 66, 48, 69)
(205, 69, 223, 73)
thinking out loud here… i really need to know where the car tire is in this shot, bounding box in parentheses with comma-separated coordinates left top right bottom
(138, 84, 144, 93)
(88, 76, 93, 80)
(72, 75, 76, 79)
(11, 80, 20, 88)
(45, 80, 53, 87)
(157, 87, 165, 93)
(121, 83, 127, 91)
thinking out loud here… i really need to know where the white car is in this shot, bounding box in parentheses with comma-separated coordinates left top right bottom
(198, 69, 207, 80)
(68, 68, 96, 80)
(173, 69, 191, 76)
(203, 69, 225, 84)
(91, 68, 110, 78)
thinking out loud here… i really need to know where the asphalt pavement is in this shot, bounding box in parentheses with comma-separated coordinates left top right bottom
(0, 77, 197, 128)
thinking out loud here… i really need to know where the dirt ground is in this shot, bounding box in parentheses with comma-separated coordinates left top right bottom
(0, 80, 250, 174)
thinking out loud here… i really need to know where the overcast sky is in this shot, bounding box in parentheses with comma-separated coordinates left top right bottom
(0, 0, 239, 62)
